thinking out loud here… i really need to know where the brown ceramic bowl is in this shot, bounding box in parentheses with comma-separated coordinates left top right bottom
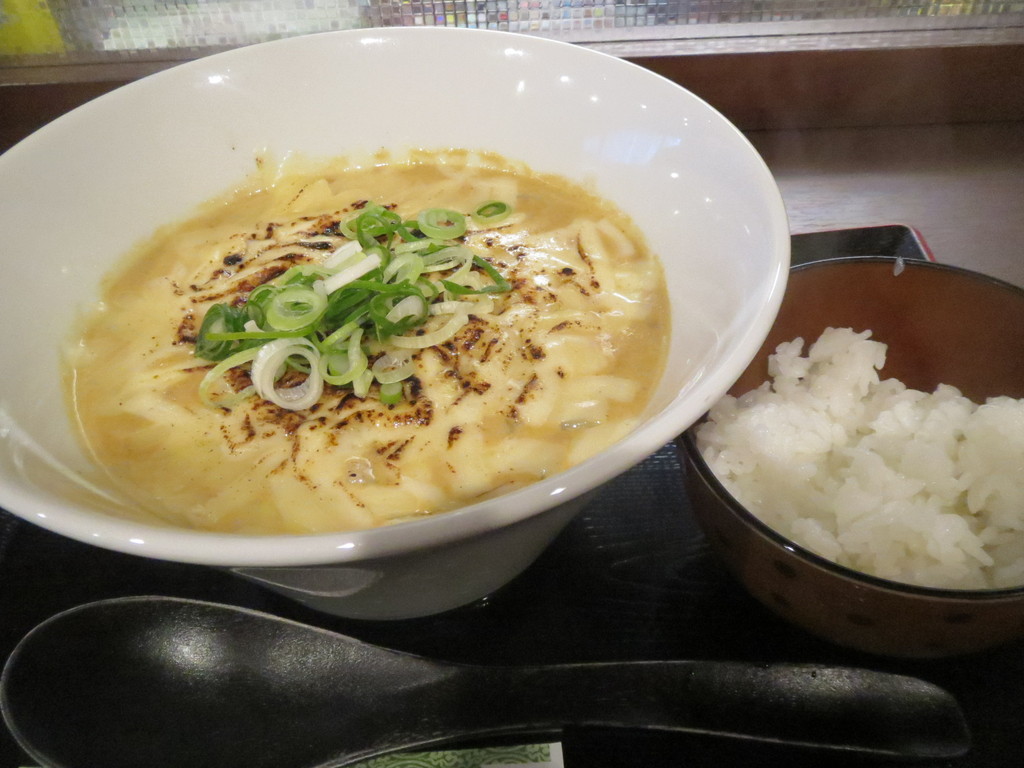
(677, 257, 1024, 657)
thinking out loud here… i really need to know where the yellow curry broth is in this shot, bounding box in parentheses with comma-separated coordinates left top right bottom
(67, 151, 670, 534)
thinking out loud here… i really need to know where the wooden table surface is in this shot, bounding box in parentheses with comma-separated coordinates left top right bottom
(749, 121, 1024, 288)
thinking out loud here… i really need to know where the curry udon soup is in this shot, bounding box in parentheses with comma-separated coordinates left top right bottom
(66, 151, 670, 534)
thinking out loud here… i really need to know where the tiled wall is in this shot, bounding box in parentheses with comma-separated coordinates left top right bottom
(2, 0, 1023, 63)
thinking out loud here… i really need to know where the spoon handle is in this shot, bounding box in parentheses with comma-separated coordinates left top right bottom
(0, 597, 971, 768)
(453, 659, 969, 759)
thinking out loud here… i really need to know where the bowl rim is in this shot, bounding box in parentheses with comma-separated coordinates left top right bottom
(680, 256, 1024, 600)
(0, 25, 790, 567)
(792, 254, 1024, 296)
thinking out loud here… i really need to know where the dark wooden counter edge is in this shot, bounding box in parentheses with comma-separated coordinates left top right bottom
(1, 43, 1023, 154)
(633, 43, 1024, 130)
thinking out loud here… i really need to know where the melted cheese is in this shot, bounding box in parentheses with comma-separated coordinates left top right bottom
(66, 150, 670, 534)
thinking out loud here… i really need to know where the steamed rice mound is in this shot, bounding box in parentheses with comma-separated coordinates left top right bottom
(696, 327, 1024, 590)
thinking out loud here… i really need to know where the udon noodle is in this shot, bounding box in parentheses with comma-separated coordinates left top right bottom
(66, 150, 669, 534)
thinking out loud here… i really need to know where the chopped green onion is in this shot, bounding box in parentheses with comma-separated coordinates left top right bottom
(371, 350, 415, 384)
(319, 317, 364, 351)
(195, 304, 248, 361)
(265, 284, 328, 332)
(472, 200, 512, 225)
(193, 198, 511, 410)
(393, 237, 442, 255)
(441, 256, 511, 295)
(389, 311, 469, 349)
(429, 300, 475, 316)
(394, 221, 422, 242)
(417, 208, 466, 240)
(379, 381, 404, 405)
(250, 338, 323, 410)
(382, 252, 424, 284)
(203, 327, 310, 342)
(352, 368, 374, 399)
(422, 245, 473, 273)
(386, 295, 427, 325)
(244, 284, 276, 327)
(198, 345, 261, 407)
(361, 280, 430, 338)
(354, 207, 402, 250)
(321, 251, 383, 295)
(416, 277, 442, 301)
(277, 264, 331, 286)
(318, 328, 368, 386)
(324, 240, 363, 269)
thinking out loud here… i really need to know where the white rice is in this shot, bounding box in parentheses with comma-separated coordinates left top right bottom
(696, 327, 1024, 590)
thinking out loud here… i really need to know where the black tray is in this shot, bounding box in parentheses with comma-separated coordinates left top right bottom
(2, 226, 1020, 768)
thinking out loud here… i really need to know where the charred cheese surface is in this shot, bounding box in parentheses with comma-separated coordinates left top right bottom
(66, 151, 670, 533)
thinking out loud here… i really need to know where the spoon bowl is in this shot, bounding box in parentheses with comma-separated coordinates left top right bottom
(2, 596, 970, 768)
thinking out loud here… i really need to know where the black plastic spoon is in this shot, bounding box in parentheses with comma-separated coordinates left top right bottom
(1, 596, 969, 768)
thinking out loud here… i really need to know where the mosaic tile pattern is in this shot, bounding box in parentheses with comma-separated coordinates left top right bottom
(1, 0, 1023, 60)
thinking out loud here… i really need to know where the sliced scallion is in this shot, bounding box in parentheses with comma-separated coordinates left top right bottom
(265, 284, 328, 332)
(417, 208, 467, 240)
(318, 328, 368, 387)
(472, 200, 512, 225)
(441, 255, 511, 295)
(389, 311, 470, 350)
(250, 338, 323, 411)
(321, 251, 383, 295)
(194, 304, 248, 361)
(193, 198, 512, 409)
(378, 381, 404, 405)
(371, 350, 415, 384)
(198, 345, 261, 408)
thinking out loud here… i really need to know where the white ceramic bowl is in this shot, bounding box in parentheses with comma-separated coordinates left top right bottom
(0, 28, 789, 619)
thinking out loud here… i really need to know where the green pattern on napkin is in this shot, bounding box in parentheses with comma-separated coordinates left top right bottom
(21, 742, 562, 768)
(357, 742, 561, 768)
